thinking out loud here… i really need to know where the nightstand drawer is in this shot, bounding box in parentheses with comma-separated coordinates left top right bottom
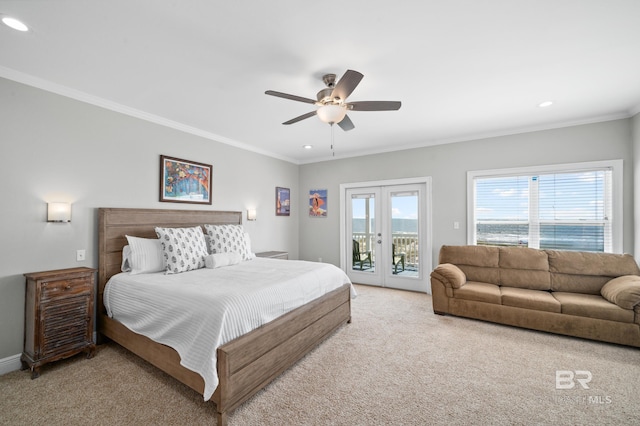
(41, 278, 90, 301)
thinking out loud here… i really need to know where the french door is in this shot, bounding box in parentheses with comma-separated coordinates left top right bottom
(341, 178, 431, 293)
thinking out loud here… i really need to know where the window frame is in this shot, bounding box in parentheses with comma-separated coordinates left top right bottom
(467, 160, 623, 253)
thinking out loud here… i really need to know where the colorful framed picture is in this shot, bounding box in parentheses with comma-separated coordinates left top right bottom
(160, 155, 212, 204)
(309, 189, 327, 217)
(276, 187, 290, 216)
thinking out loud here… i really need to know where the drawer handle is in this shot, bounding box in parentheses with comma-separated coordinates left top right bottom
(65, 285, 71, 290)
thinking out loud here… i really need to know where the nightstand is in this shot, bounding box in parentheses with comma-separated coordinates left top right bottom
(22, 267, 96, 378)
(255, 251, 289, 260)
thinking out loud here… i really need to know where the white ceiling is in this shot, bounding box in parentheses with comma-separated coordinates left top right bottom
(1, 1, 640, 164)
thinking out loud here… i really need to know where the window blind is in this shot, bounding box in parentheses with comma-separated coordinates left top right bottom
(473, 168, 612, 252)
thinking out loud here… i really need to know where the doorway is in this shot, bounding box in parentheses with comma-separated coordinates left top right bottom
(340, 177, 432, 292)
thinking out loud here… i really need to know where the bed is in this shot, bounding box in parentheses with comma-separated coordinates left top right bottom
(97, 208, 352, 425)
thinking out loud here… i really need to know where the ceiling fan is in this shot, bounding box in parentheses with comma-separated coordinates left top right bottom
(265, 69, 401, 131)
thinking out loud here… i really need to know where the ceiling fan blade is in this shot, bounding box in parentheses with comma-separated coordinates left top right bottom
(283, 110, 317, 125)
(331, 70, 364, 101)
(337, 115, 355, 131)
(265, 90, 316, 104)
(348, 101, 402, 111)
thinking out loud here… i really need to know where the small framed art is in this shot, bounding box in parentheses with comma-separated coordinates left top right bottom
(276, 187, 290, 216)
(160, 155, 212, 204)
(309, 189, 327, 217)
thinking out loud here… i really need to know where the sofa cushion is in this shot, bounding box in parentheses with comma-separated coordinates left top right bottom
(547, 250, 640, 276)
(601, 275, 640, 310)
(499, 247, 549, 270)
(439, 245, 500, 284)
(453, 282, 501, 304)
(440, 245, 499, 267)
(501, 287, 561, 313)
(498, 247, 551, 290)
(553, 292, 635, 323)
(550, 274, 610, 295)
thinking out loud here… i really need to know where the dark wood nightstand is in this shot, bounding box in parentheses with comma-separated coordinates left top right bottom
(22, 267, 96, 378)
(255, 251, 289, 260)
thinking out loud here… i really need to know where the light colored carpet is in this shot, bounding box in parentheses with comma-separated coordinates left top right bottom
(1, 284, 639, 425)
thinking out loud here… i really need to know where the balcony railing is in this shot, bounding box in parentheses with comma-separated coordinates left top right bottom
(352, 232, 419, 269)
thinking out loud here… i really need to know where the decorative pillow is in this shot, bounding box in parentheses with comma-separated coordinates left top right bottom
(204, 224, 252, 261)
(125, 236, 165, 275)
(205, 252, 242, 269)
(121, 245, 132, 272)
(601, 275, 640, 309)
(154, 226, 208, 274)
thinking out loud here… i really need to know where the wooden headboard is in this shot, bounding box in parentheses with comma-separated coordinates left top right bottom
(97, 208, 242, 314)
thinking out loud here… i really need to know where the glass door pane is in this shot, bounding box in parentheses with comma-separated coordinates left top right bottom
(390, 190, 419, 278)
(351, 192, 376, 274)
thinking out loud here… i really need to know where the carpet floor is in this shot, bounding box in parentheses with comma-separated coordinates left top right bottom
(1, 284, 639, 425)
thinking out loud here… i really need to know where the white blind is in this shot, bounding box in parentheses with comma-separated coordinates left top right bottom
(474, 168, 612, 252)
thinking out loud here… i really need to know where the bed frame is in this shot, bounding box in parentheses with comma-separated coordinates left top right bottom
(97, 208, 351, 425)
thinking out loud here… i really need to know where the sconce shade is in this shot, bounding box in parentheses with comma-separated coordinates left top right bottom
(48, 202, 71, 222)
(247, 209, 257, 221)
(317, 104, 347, 124)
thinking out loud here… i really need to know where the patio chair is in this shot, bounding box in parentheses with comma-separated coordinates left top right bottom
(392, 243, 406, 274)
(352, 240, 372, 270)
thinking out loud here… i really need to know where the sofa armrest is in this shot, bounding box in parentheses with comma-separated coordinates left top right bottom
(431, 263, 467, 289)
(601, 275, 640, 310)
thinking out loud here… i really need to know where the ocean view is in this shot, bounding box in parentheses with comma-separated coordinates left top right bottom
(477, 223, 605, 251)
(352, 218, 418, 234)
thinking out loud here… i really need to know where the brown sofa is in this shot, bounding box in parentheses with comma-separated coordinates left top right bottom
(430, 245, 640, 347)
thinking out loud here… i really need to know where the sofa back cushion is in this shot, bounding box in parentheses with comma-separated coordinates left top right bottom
(439, 245, 499, 285)
(499, 247, 551, 290)
(547, 250, 640, 294)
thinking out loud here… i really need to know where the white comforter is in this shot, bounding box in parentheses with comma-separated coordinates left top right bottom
(104, 258, 355, 401)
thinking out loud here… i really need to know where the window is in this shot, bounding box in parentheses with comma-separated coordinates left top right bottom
(467, 160, 622, 253)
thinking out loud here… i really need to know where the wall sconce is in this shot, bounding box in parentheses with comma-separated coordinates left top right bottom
(47, 202, 71, 222)
(247, 209, 257, 221)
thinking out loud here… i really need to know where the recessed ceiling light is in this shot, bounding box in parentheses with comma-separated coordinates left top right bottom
(303, 145, 313, 149)
(2, 16, 29, 32)
(538, 101, 553, 108)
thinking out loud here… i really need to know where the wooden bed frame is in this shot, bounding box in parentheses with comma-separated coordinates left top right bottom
(97, 208, 351, 425)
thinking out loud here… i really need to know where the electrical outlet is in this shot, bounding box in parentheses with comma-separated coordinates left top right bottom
(454, 221, 460, 230)
(76, 249, 86, 262)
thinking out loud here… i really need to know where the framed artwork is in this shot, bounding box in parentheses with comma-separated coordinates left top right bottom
(160, 155, 212, 204)
(276, 187, 290, 216)
(309, 189, 327, 217)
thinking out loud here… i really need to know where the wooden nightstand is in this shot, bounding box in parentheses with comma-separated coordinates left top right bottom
(22, 267, 96, 378)
(255, 251, 289, 260)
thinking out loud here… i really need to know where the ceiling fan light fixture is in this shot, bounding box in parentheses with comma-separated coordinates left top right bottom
(317, 104, 347, 124)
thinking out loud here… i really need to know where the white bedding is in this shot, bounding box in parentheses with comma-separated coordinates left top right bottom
(104, 258, 355, 401)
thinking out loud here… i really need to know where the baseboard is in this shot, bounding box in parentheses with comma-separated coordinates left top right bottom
(0, 353, 22, 375)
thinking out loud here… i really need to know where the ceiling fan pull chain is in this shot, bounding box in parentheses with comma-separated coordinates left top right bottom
(331, 123, 335, 156)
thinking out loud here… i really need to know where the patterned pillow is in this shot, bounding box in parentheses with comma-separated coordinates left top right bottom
(204, 224, 252, 261)
(154, 226, 208, 274)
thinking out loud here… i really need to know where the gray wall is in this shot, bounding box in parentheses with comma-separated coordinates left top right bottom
(298, 119, 635, 267)
(0, 78, 299, 359)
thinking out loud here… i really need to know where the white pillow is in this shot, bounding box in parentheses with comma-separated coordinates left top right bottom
(121, 245, 132, 272)
(155, 226, 208, 274)
(204, 224, 252, 261)
(125, 236, 165, 275)
(205, 252, 242, 269)
(243, 232, 256, 259)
